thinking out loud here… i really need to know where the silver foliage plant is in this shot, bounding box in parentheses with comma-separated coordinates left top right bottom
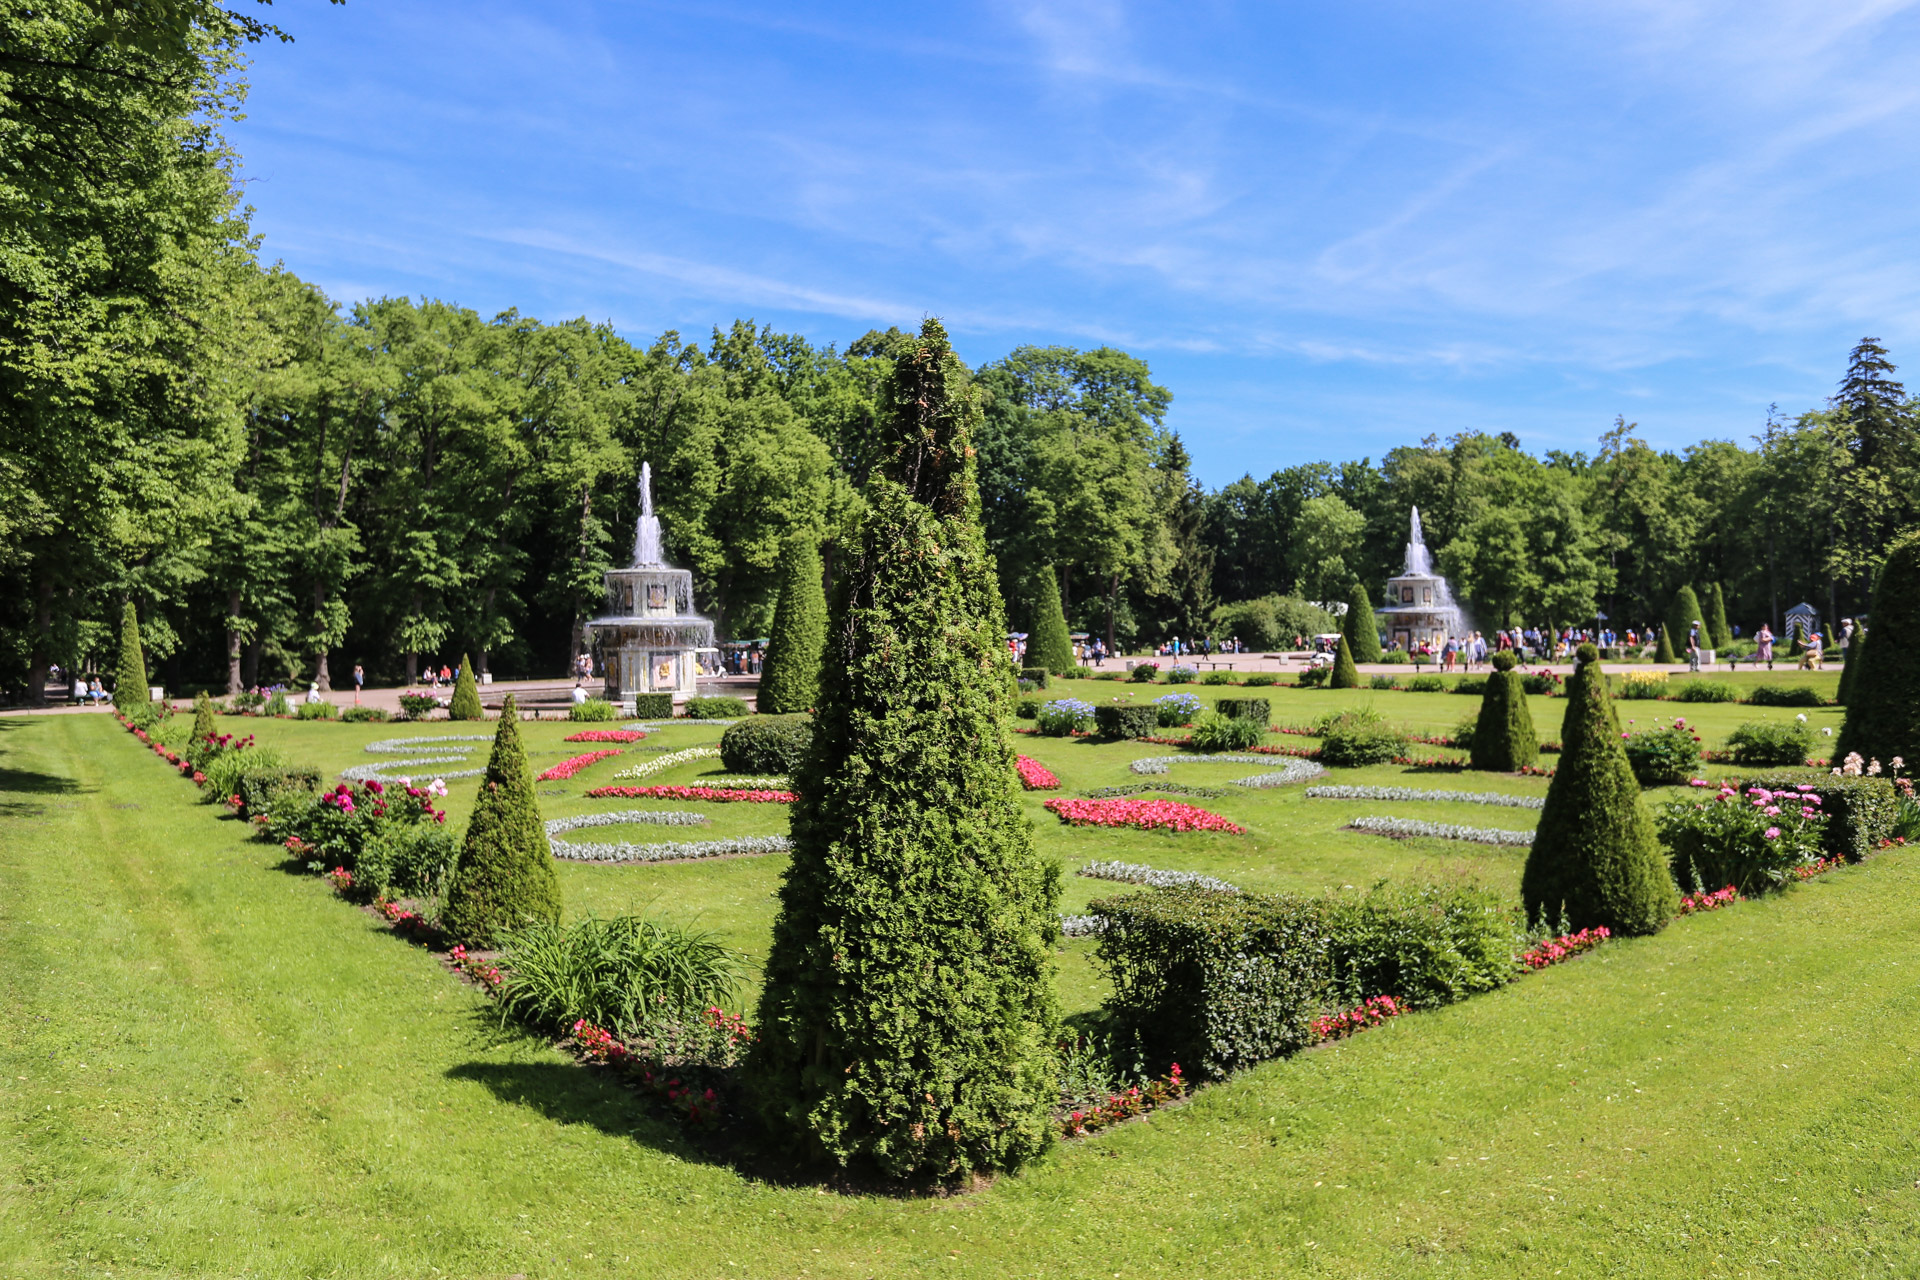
(342, 734, 493, 782)
(1347, 816, 1535, 846)
(1077, 860, 1240, 893)
(545, 810, 789, 864)
(1306, 785, 1545, 810)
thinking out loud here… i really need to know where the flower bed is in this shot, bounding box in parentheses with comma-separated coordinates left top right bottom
(1077, 860, 1239, 893)
(1044, 797, 1246, 834)
(1060, 1065, 1186, 1138)
(563, 729, 648, 743)
(583, 784, 794, 803)
(608, 747, 722, 780)
(1016, 755, 1060, 790)
(342, 734, 492, 783)
(1677, 885, 1739, 914)
(1060, 914, 1108, 938)
(544, 809, 788, 864)
(1082, 781, 1230, 799)
(1128, 754, 1327, 789)
(1313, 995, 1403, 1042)
(1346, 816, 1534, 846)
(1305, 785, 1545, 809)
(1518, 927, 1609, 970)
(536, 749, 626, 781)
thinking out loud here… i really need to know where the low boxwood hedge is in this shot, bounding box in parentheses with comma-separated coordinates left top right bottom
(685, 695, 750, 719)
(568, 698, 618, 722)
(1213, 697, 1270, 725)
(630, 692, 674, 720)
(1093, 704, 1156, 739)
(1744, 685, 1823, 707)
(719, 713, 813, 775)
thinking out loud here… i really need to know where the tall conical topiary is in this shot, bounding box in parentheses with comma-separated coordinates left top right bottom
(1343, 581, 1381, 664)
(447, 653, 484, 721)
(1027, 565, 1075, 676)
(1655, 625, 1677, 665)
(1666, 585, 1703, 661)
(1522, 644, 1676, 935)
(1706, 583, 1733, 651)
(1837, 536, 1920, 766)
(442, 694, 560, 946)
(191, 691, 217, 744)
(1328, 633, 1360, 688)
(113, 601, 149, 715)
(759, 534, 829, 715)
(747, 319, 1060, 1182)
(1470, 650, 1537, 771)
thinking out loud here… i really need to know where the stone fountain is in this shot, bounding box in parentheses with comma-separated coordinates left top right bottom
(1376, 506, 1469, 651)
(584, 462, 718, 702)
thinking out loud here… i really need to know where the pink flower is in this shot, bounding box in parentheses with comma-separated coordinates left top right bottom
(1764, 805, 1780, 816)
(1764, 826, 1781, 840)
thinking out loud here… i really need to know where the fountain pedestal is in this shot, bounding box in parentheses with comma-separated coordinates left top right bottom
(1375, 506, 1468, 652)
(584, 463, 718, 702)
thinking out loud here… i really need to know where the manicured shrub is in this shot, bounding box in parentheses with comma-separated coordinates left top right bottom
(1019, 667, 1050, 690)
(295, 699, 338, 720)
(1838, 535, 1920, 767)
(1655, 625, 1677, 664)
(1296, 667, 1329, 687)
(1379, 651, 1410, 665)
(1202, 671, 1235, 686)
(446, 655, 484, 721)
(1470, 650, 1538, 772)
(1674, 680, 1736, 703)
(685, 695, 750, 719)
(1452, 676, 1487, 696)
(748, 321, 1059, 1182)
(758, 535, 828, 715)
(397, 692, 438, 719)
(1094, 704, 1156, 739)
(1621, 725, 1701, 786)
(341, 705, 389, 723)
(1371, 675, 1400, 690)
(1405, 674, 1445, 693)
(1153, 692, 1203, 727)
(1726, 721, 1813, 767)
(1706, 582, 1733, 651)
(1323, 880, 1519, 1010)
(631, 692, 674, 719)
(1129, 663, 1160, 683)
(499, 915, 741, 1037)
(113, 601, 150, 716)
(1027, 566, 1076, 676)
(1316, 707, 1406, 767)
(1214, 697, 1270, 725)
(1743, 685, 1822, 707)
(1188, 711, 1263, 752)
(1521, 645, 1676, 935)
(1343, 582, 1382, 664)
(1035, 698, 1094, 736)
(1329, 634, 1359, 689)
(1165, 665, 1197, 685)
(1836, 629, 1860, 705)
(720, 713, 814, 774)
(1747, 773, 1897, 863)
(442, 694, 562, 946)
(1015, 696, 1040, 720)
(569, 698, 618, 722)
(1244, 674, 1278, 687)
(1667, 586, 1704, 661)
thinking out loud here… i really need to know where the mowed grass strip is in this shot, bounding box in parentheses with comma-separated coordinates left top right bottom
(4, 712, 1919, 1277)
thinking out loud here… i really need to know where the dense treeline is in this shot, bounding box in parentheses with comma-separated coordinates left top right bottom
(5, 3, 1917, 700)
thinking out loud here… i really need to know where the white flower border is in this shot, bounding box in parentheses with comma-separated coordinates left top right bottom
(1078, 860, 1239, 893)
(545, 808, 791, 864)
(1060, 914, 1108, 938)
(1306, 785, 1545, 810)
(608, 746, 722, 780)
(1347, 816, 1534, 846)
(1128, 754, 1327, 789)
(344, 735, 493, 782)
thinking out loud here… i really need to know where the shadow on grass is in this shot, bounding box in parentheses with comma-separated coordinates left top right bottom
(445, 1059, 697, 1151)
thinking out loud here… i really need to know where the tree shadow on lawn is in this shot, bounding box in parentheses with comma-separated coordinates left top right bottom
(0, 722, 92, 816)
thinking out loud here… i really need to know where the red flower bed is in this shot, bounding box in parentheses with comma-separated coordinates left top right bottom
(1016, 755, 1060, 790)
(537, 749, 625, 781)
(582, 784, 794, 803)
(564, 729, 647, 743)
(1678, 885, 1739, 914)
(1313, 995, 1403, 1041)
(1043, 797, 1245, 834)
(1061, 1064, 1185, 1138)
(1519, 926, 1609, 970)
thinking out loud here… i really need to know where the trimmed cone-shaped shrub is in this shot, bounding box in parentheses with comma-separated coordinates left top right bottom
(447, 654, 484, 721)
(1706, 583, 1732, 651)
(1655, 625, 1677, 665)
(1343, 582, 1381, 664)
(747, 319, 1060, 1183)
(1666, 586, 1703, 660)
(113, 601, 149, 714)
(191, 691, 217, 744)
(759, 535, 828, 715)
(1329, 634, 1360, 689)
(1522, 645, 1676, 935)
(442, 694, 561, 946)
(1837, 537, 1920, 766)
(1470, 650, 1537, 771)
(1027, 565, 1075, 676)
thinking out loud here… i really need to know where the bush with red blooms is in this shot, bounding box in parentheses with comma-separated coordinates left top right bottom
(448, 944, 504, 990)
(536, 749, 625, 781)
(583, 784, 794, 803)
(1312, 995, 1404, 1041)
(1043, 797, 1245, 834)
(563, 729, 647, 743)
(1060, 1064, 1186, 1138)
(569, 1010, 754, 1125)
(1518, 927, 1610, 971)
(1016, 755, 1060, 790)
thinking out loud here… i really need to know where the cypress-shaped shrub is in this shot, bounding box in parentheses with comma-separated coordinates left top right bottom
(1343, 582, 1381, 664)
(747, 320, 1060, 1182)
(1655, 625, 1677, 665)
(1706, 583, 1732, 651)
(448, 654, 484, 721)
(113, 601, 149, 715)
(1214, 697, 1270, 724)
(191, 691, 217, 744)
(1093, 704, 1156, 739)
(1329, 634, 1360, 689)
(1521, 645, 1676, 935)
(1028, 566, 1075, 676)
(1837, 536, 1920, 768)
(442, 694, 561, 946)
(759, 535, 828, 714)
(1666, 586, 1703, 660)
(1469, 650, 1537, 771)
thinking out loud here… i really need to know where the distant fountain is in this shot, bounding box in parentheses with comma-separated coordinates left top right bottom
(585, 463, 718, 703)
(1376, 506, 1470, 652)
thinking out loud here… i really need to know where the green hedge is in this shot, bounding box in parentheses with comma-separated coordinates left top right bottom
(685, 695, 751, 719)
(568, 698, 618, 722)
(1213, 697, 1270, 724)
(1747, 773, 1897, 863)
(236, 767, 319, 820)
(630, 692, 673, 720)
(1019, 667, 1049, 689)
(720, 713, 813, 774)
(1093, 704, 1156, 739)
(1744, 685, 1823, 707)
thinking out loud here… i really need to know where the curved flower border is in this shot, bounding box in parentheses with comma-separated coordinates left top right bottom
(609, 746, 723, 780)
(545, 809, 791, 864)
(1305, 785, 1545, 810)
(1077, 860, 1239, 893)
(1346, 816, 1534, 847)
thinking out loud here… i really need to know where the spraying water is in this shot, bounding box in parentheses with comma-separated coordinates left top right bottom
(1394, 506, 1470, 640)
(632, 461, 664, 568)
(1404, 506, 1435, 576)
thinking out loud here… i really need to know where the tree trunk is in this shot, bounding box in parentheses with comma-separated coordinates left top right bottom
(243, 637, 260, 690)
(479, 585, 497, 676)
(26, 578, 54, 707)
(225, 589, 243, 696)
(313, 582, 331, 692)
(404, 590, 421, 685)
(1105, 571, 1119, 655)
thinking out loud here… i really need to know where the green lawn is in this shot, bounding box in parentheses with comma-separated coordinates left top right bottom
(5, 697, 1918, 1278)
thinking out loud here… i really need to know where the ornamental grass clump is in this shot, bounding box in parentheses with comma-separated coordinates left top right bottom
(498, 914, 741, 1038)
(1188, 710, 1264, 752)
(447, 654, 484, 721)
(1521, 645, 1676, 935)
(442, 694, 562, 946)
(747, 320, 1060, 1183)
(1027, 566, 1076, 676)
(1837, 534, 1920, 767)
(758, 535, 828, 714)
(1469, 650, 1537, 772)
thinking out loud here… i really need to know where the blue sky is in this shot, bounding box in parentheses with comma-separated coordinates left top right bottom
(230, 1, 1920, 487)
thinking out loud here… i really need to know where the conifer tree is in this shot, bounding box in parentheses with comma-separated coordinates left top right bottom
(1666, 586, 1703, 661)
(113, 601, 149, 715)
(748, 319, 1060, 1182)
(448, 653, 484, 721)
(1655, 625, 1677, 665)
(758, 535, 828, 715)
(1706, 583, 1732, 651)
(1329, 633, 1360, 688)
(442, 694, 560, 945)
(1343, 581, 1381, 664)
(1470, 650, 1537, 771)
(1522, 644, 1676, 935)
(1836, 536, 1920, 766)
(1027, 565, 1075, 676)
(191, 691, 217, 743)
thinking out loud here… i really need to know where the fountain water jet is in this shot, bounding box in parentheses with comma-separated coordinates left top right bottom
(585, 462, 718, 703)
(1375, 506, 1470, 652)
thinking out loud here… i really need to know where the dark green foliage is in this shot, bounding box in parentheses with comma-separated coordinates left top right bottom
(1622, 725, 1701, 786)
(1324, 881, 1520, 1010)
(1405, 674, 1445, 693)
(631, 692, 674, 719)
(1015, 697, 1039, 720)
(1329, 634, 1359, 689)
(190, 691, 216, 743)
(685, 695, 751, 719)
(720, 713, 814, 774)
(1674, 680, 1737, 703)
(1019, 667, 1050, 689)
(1213, 698, 1270, 724)
(340, 706, 389, 723)
(1451, 676, 1487, 696)
(1296, 667, 1330, 687)
(294, 700, 337, 720)
(1371, 675, 1400, 690)
(1316, 707, 1406, 766)
(1838, 535, 1920, 768)
(1244, 674, 1278, 687)
(1725, 721, 1814, 767)
(1129, 663, 1160, 682)
(1343, 582, 1382, 664)
(1093, 704, 1156, 738)
(356, 824, 460, 902)
(113, 601, 149, 714)
(1469, 663, 1538, 772)
(1706, 583, 1733, 651)
(1378, 651, 1410, 664)
(499, 916, 741, 1038)
(235, 767, 318, 821)
(748, 320, 1060, 1182)
(1201, 671, 1235, 685)
(1490, 650, 1517, 673)
(447, 655, 484, 721)
(1655, 626, 1677, 664)
(1748, 773, 1897, 863)
(1028, 566, 1076, 675)
(1743, 685, 1823, 707)
(1837, 629, 1860, 705)
(442, 695, 561, 947)
(1188, 711, 1263, 752)
(1521, 645, 1676, 935)
(397, 693, 439, 720)
(1667, 586, 1704, 659)
(568, 698, 618, 722)
(759, 536, 828, 715)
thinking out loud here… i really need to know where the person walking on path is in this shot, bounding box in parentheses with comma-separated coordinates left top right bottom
(1687, 621, 1703, 672)
(352, 663, 365, 705)
(1756, 623, 1774, 669)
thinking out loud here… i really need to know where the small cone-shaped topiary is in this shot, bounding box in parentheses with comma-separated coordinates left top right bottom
(191, 691, 217, 743)
(1470, 650, 1537, 771)
(113, 601, 150, 715)
(1329, 633, 1360, 688)
(1666, 586, 1703, 660)
(442, 694, 560, 946)
(1837, 536, 1920, 766)
(1522, 644, 1676, 935)
(1655, 625, 1677, 665)
(1706, 583, 1732, 651)
(1027, 565, 1075, 676)
(758, 535, 829, 715)
(1343, 581, 1381, 664)
(447, 654, 484, 721)
(748, 319, 1060, 1183)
